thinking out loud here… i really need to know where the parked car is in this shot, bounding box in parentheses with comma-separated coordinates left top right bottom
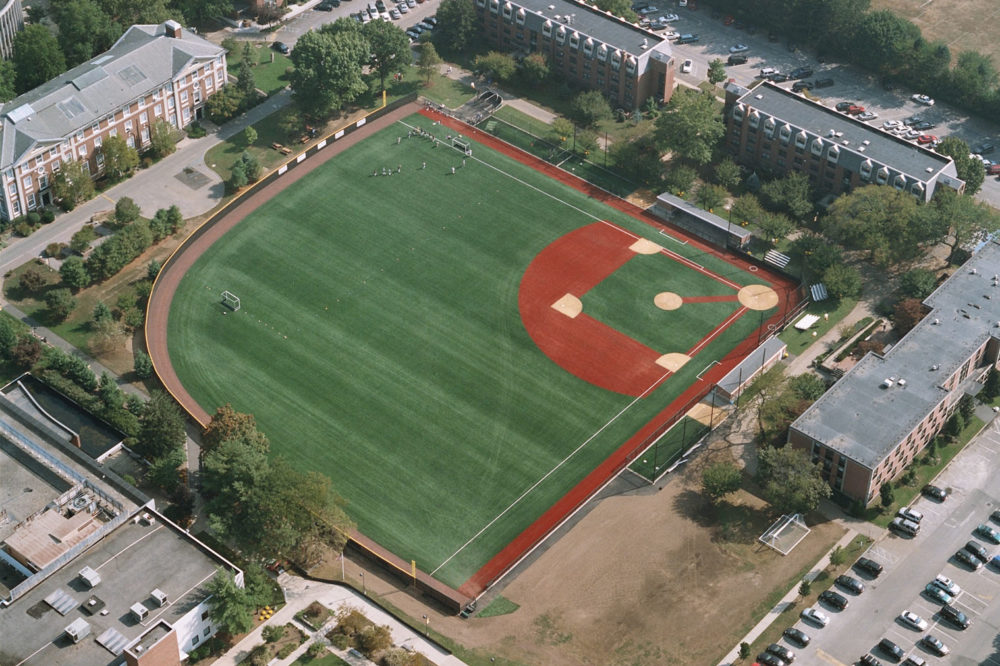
(405, 29, 422, 40)
(860, 655, 883, 666)
(675, 33, 699, 43)
(955, 549, 983, 570)
(977, 523, 1000, 543)
(770, 73, 789, 82)
(783, 627, 810, 647)
(766, 643, 795, 663)
(897, 507, 923, 523)
(890, 517, 920, 536)
(916, 134, 938, 145)
(973, 142, 996, 155)
(904, 129, 922, 140)
(819, 590, 849, 610)
(912, 120, 937, 130)
(855, 557, 883, 577)
(759, 66, 779, 78)
(901, 657, 926, 666)
(920, 635, 949, 656)
(965, 540, 990, 561)
(661, 12, 679, 21)
(933, 574, 961, 596)
(397, 3, 409, 13)
(729, 43, 749, 53)
(680, 59, 693, 73)
(878, 638, 905, 662)
(791, 81, 812, 92)
(923, 583, 953, 604)
(988, 163, 1000, 176)
(813, 77, 834, 88)
(638, 5, 658, 13)
(899, 611, 928, 631)
(883, 120, 903, 129)
(835, 101, 853, 112)
(723, 14, 734, 24)
(912, 93, 935, 105)
(727, 54, 749, 65)
(857, 111, 878, 121)
(847, 105, 865, 115)
(316, 0, 336, 9)
(756, 652, 786, 666)
(271, 41, 290, 54)
(939, 604, 970, 629)
(801, 607, 829, 626)
(835, 575, 864, 594)
(789, 66, 814, 79)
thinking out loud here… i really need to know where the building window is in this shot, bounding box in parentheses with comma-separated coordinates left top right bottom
(125, 120, 133, 132)
(168, 97, 175, 109)
(202, 611, 209, 621)
(8, 182, 16, 195)
(39, 174, 47, 189)
(192, 635, 200, 646)
(96, 152, 104, 167)
(27, 193, 35, 209)
(121, 104, 130, 115)
(141, 127, 150, 144)
(109, 128, 117, 137)
(78, 146, 87, 157)
(22, 175, 31, 189)
(183, 107, 191, 123)
(94, 136, 102, 148)
(180, 90, 189, 103)
(155, 104, 162, 117)
(75, 130, 85, 141)
(204, 626, 211, 636)
(140, 112, 148, 125)
(127, 135, 135, 148)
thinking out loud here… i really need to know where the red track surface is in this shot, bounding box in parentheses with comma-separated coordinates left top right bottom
(423, 109, 799, 598)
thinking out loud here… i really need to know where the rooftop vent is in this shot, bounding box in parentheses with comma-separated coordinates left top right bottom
(926, 167, 934, 173)
(79, 566, 101, 589)
(859, 146, 866, 152)
(933, 318, 940, 324)
(548, 3, 554, 8)
(131, 603, 148, 622)
(972, 268, 978, 274)
(862, 140, 871, 146)
(898, 378, 907, 387)
(931, 364, 939, 371)
(882, 378, 894, 388)
(842, 140, 850, 145)
(828, 129, 836, 137)
(755, 94, 764, 100)
(65, 618, 92, 644)
(151, 589, 167, 607)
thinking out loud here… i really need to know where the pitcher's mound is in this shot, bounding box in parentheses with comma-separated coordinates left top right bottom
(656, 352, 690, 372)
(738, 284, 779, 311)
(551, 293, 582, 318)
(629, 238, 663, 255)
(654, 292, 683, 311)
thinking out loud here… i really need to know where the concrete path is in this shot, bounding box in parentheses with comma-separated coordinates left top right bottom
(783, 300, 874, 377)
(213, 573, 466, 666)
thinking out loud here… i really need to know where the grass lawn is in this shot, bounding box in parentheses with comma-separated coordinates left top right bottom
(477, 595, 520, 618)
(492, 106, 553, 140)
(293, 653, 349, 666)
(168, 113, 778, 587)
(404, 66, 477, 109)
(227, 43, 292, 97)
(628, 415, 709, 479)
(779, 297, 858, 355)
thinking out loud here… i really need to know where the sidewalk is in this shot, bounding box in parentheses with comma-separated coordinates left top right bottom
(213, 573, 466, 666)
(783, 300, 874, 376)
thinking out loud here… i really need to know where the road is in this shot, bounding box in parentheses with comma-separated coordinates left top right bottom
(772, 416, 1000, 665)
(647, 1, 1000, 209)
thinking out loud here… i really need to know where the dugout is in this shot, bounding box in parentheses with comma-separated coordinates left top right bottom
(651, 192, 752, 251)
(715, 336, 787, 403)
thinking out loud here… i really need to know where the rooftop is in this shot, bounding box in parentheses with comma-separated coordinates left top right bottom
(735, 82, 955, 184)
(655, 191, 753, 241)
(0, 512, 232, 666)
(792, 240, 1000, 467)
(513, 0, 668, 57)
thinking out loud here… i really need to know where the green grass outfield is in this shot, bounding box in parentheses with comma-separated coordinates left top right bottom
(167, 113, 777, 587)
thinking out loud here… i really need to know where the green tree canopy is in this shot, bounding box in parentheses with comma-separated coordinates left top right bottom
(570, 90, 612, 128)
(51, 159, 96, 210)
(474, 51, 517, 83)
(433, 0, 477, 54)
(653, 88, 724, 165)
(591, 0, 636, 20)
(757, 446, 831, 514)
(416, 41, 441, 84)
(701, 461, 742, 504)
(519, 52, 549, 87)
(760, 172, 813, 221)
(935, 137, 985, 196)
(900, 268, 938, 299)
(822, 263, 863, 300)
(202, 403, 270, 459)
(206, 569, 254, 636)
(931, 189, 1000, 262)
(102, 135, 140, 182)
(59, 255, 90, 290)
(0, 60, 16, 102)
(13, 25, 67, 93)
(114, 196, 141, 227)
(45, 288, 77, 321)
(289, 28, 368, 118)
(50, 0, 121, 67)
(136, 391, 186, 462)
(149, 119, 176, 158)
(707, 58, 727, 85)
(362, 19, 412, 90)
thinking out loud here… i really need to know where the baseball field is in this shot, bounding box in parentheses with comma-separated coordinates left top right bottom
(162, 108, 790, 590)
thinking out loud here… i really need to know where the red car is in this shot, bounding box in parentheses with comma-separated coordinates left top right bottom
(917, 134, 938, 144)
(987, 164, 1000, 176)
(723, 14, 734, 24)
(847, 105, 865, 115)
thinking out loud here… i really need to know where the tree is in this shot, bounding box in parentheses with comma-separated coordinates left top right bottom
(93, 300, 113, 324)
(983, 368, 1000, 402)
(133, 348, 153, 379)
(99, 135, 140, 183)
(0, 60, 16, 102)
(114, 196, 142, 227)
(959, 393, 976, 423)
(136, 391, 186, 461)
(898, 268, 936, 300)
(230, 152, 261, 190)
(147, 446, 184, 491)
(51, 0, 120, 67)
(10, 336, 42, 368)
(242, 563, 274, 609)
(663, 163, 696, 195)
(202, 404, 269, 459)
(206, 570, 254, 636)
(548, 117, 575, 146)
(654, 88, 724, 165)
(879, 482, 894, 509)
(592, 0, 636, 20)
(931, 189, 1000, 263)
(789, 374, 826, 401)
(362, 19, 411, 91)
(474, 51, 517, 83)
(893, 297, 926, 335)
(822, 263, 862, 300)
(695, 183, 726, 212)
(0, 317, 18, 356)
(289, 28, 368, 118)
(244, 126, 258, 147)
(823, 185, 935, 267)
(935, 136, 985, 196)
(51, 159, 96, 210)
(96, 0, 171, 25)
(229, 163, 248, 191)
(416, 42, 441, 85)
(13, 25, 67, 93)
(714, 157, 741, 190)
(707, 58, 727, 85)
(206, 84, 246, 124)
(519, 52, 549, 87)
(730, 193, 763, 226)
(237, 44, 257, 100)
(45, 288, 76, 321)
(701, 461, 742, 504)
(757, 212, 796, 243)
(70, 225, 98, 254)
(357, 625, 393, 656)
(59, 255, 90, 290)
(172, 0, 234, 24)
(19, 267, 46, 293)
(757, 446, 831, 515)
(943, 412, 964, 440)
(149, 120, 176, 158)
(97, 371, 123, 408)
(760, 172, 813, 221)
(570, 90, 612, 128)
(433, 0, 477, 54)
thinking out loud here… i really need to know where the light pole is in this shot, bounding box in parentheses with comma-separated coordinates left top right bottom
(360, 572, 366, 596)
(422, 614, 429, 636)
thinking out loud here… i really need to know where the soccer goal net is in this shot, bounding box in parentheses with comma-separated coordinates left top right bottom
(452, 137, 471, 156)
(759, 513, 810, 555)
(221, 290, 241, 311)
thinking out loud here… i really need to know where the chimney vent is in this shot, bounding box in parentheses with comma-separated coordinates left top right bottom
(164, 20, 183, 38)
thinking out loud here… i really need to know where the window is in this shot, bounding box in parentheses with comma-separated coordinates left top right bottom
(12, 199, 19, 214)
(48, 148, 58, 159)
(215, 72, 224, 85)
(141, 127, 149, 143)
(121, 104, 130, 115)
(22, 175, 31, 189)
(203, 627, 211, 637)
(75, 130, 85, 141)
(125, 120, 133, 132)
(109, 128, 117, 137)
(94, 136, 102, 148)
(154, 104, 162, 117)
(27, 193, 35, 209)
(92, 121, 100, 132)
(7, 182, 15, 195)
(140, 112, 148, 125)
(96, 152, 104, 166)
(168, 97, 175, 109)
(202, 611, 210, 621)
(126, 135, 135, 148)
(192, 635, 200, 646)
(180, 90, 189, 103)
(39, 174, 47, 189)
(78, 145, 87, 157)
(182, 107, 191, 123)
(154, 88, 161, 100)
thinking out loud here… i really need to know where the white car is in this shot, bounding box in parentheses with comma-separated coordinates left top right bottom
(883, 119, 902, 129)
(679, 0, 687, 6)
(661, 12, 679, 21)
(912, 93, 935, 106)
(933, 574, 961, 596)
(856, 111, 878, 121)
(663, 30, 679, 39)
(680, 59, 693, 73)
(899, 611, 929, 631)
(801, 607, 829, 627)
(397, 3, 408, 12)
(729, 44, 749, 53)
(638, 6, 658, 14)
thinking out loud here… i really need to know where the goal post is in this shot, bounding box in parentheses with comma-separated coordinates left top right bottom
(452, 137, 471, 156)
(221, 290, 241, 311)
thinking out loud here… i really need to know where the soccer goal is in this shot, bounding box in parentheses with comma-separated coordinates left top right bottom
(221, 290, 241, 311)
(452, 137, 472, 156)
(759, 513, 810, 555)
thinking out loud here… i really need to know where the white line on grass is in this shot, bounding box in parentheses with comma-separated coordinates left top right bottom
(430, 369, 670, 576)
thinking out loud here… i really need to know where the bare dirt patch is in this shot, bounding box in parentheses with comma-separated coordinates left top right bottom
(653, 291, 682, 311)
(655, 351, 690, 371)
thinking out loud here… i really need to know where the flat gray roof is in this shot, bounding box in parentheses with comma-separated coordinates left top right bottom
(736, 82, 955, 185)
(513, 0, 668, 57)
(656, 192, 753, 241)
(792, 240, 1000, 467)
(717, 336, 787, 396)
(0, 514, 229, 666)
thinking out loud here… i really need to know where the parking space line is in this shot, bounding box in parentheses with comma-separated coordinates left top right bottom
(815, 648, 849, 665)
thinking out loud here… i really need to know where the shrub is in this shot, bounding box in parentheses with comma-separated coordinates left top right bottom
(799, 580, 811, 596)
(306, 642, 326, 658)
(328, 633, 350, 649)
(47, 287, 79, 323)
(262, 624, 286, 643)
(26, 211, 41, 225)
(14, 222, 34, 237)
(40, 208, 55, 223)
(186, 122, 207, 139)
(357, 625, 392, 656)
(276, 643, 297, 659)
(739, 642, 751, 659)
(46, 242, 63, 258)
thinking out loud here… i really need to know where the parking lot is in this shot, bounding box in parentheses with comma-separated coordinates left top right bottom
(646, 1, 1000, 210)
(761, 416, 1000, 665)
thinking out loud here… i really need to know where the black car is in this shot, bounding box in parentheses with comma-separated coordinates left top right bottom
(955, 549, 983, 570)
(783, 627, 810, 647)
(791, 81, 812, 92)
(835, 101, 853, 112)
(939, 604, 971, 629)
(835, 575, 864, 594)
(878, 638, 904, 662)
(965, 540, 989, 561)
(271, 41, 290, 54)
(757, 652, 786, 666)
(861, 654, 883, 666)
(819, 589, 849, 610)
(912, 120, 937, 131)
(767, 643, 795, 663)
(855, 557, 883, 577)
(813, 77, 835, 88)
(922, 484, 948, 501)
(973, 142, 995, 155)
(727, 54, 749, 65)
(992, 509, 1000, 523)
(770, 73, 789, 82)
(316, 0, 338, 9)
(790, 67, 814, 79)
(675, 33, 700, 44)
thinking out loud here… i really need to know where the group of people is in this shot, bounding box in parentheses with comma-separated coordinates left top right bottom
(370, 124, 470, 177)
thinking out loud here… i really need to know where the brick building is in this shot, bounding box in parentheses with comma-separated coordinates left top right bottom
(723, 81, 964, 203)
(474, 0, 674, 109)
(789, 241, 1000, 504)
(0, 20, 227, 221)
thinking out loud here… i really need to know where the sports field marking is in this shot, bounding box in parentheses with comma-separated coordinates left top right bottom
(653, 292, 683, 311)
(737, 284, 780, 310)
(655, 353, 690, 372)
(658, 228, 689, 246)
(688, 306, 749, 357)
(430, 367, 670, 576)
(629, 238, 663, 255)
(551, 293, 582, 318)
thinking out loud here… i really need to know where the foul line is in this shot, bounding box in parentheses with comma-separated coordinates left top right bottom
(687, 306, 748, 357)
(431, 369, 670, 576)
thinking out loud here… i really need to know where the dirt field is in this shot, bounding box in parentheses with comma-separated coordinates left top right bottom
(331, 437, 846, 666)
(873, 0, 1000, 66)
